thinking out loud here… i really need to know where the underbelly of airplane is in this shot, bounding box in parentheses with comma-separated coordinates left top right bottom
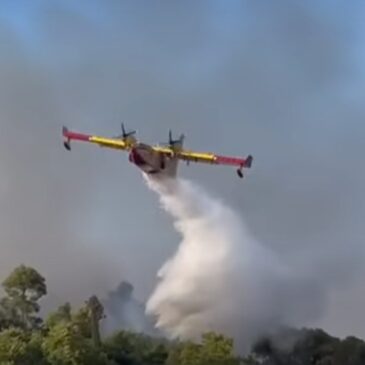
(129, 145, 177, 177)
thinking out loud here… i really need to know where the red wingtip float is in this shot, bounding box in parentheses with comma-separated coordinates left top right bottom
(62, 124, 253, 179)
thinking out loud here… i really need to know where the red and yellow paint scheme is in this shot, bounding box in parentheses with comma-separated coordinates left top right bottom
(62, 124, 253, 179)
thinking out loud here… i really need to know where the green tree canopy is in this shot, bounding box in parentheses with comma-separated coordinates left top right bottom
(0, 265, 365, 365)
(1, 265, 47, 330)
(104, 330, 168, 365)
(86, 295, 104, 347)
(45, 303, 72, 329)
(168, 332, 240, 365)
(0, 328, 45, 365)
(42, 321, 108, 365)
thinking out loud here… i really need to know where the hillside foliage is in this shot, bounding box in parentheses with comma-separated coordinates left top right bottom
(0, 265, 364, 365)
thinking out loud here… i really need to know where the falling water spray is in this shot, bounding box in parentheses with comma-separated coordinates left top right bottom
(144, 176, 309, 348)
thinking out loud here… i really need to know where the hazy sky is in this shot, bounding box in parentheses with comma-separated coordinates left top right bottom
(0, 0, 365, 340)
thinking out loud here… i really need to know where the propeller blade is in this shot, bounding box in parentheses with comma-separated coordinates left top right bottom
(121, 122, 136, 138)
(163, 129, 184, 146)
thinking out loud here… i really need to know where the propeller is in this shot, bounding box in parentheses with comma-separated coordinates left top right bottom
(168, 129, 185, 145)
(121, 123, 136, 138)
(159, 130, 185, 149)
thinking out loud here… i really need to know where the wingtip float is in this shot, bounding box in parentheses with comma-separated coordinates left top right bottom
(62, 124, 253, 179)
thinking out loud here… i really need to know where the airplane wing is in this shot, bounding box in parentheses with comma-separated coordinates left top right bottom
(179, 150, 252, 167)
(153, 145, 253, 177)
(62, 126, 133, 151)
(62, 125, 253, 178)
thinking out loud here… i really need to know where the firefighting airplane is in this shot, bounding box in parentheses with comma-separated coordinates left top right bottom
(62, 124, 253, 179)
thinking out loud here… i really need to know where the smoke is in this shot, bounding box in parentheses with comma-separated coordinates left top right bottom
(101, 281, 158, 336)
(145, 176, 326, 350)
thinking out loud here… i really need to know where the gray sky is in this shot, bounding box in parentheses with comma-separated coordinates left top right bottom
(0, 0, 365, 339)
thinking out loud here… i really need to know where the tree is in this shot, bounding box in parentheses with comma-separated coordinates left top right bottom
(252, 327, 340, 365)
(71, 306, 92, 339)
(177, 341, 202, 365)
(42, 321, 109, 365)
(0, 297, 23, 330)
(86, 295, 105, 347)
(0, 328, 46, 365)
(200, 332, 236, 362)
(168, 332, 240, 365)
(332, 336, 365, 365)
(70, 298, 103, 340)
(46, 303, 72, 329)
(2, 265, 47, 329)
(143, 343, 169, 365)
(104, 330, 168, 365)
(103, 330, 136, 365)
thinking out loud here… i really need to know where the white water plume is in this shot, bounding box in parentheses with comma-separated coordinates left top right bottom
(144, 176, 325, 348)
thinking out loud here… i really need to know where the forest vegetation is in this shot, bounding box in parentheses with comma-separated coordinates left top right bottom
(0, 265, 364, 365)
